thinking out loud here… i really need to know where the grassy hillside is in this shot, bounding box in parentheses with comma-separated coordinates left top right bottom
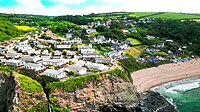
(0, 17, 22, 41)
(148, 12, 200, 20)
(87, 12, 200, 20)
(129, 12, 158, 17)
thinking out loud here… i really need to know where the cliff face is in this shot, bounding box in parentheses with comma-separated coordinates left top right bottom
(50, 74, 141, 112)
(0, 72, 46, 112)
(0, 72, 16, 111)
(0, 71, 177, 112)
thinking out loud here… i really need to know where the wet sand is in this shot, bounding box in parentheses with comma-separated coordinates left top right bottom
(131, 59, 200, 93)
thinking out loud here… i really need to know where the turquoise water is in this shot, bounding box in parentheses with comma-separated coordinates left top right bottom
(164, 87, 200, 112)
(151, 77, 200, 112)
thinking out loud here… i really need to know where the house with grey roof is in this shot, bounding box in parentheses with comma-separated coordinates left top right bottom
(41, 50, 51, 59)
(44, 69, 66, 79)
(0, 47, 7, 54)
(0, 58, 6, 63)
(6, 52, 22, 59)
(86, 28, 96, 34)
(95, 58, 112, 63)
(85, 62, 108, 71)
(82, 52, 100, 60)
(42, 59, 65, 66)
(24, 63, 45, 71)
(22, 56, 41, 63)
(5, 60, 25, 67)
(55, 45, 71, 50)
(77, 46, 91, 51)
(52, 50, 62, 59)
(66, 65, 87, 75)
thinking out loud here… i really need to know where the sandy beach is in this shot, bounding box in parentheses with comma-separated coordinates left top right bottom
(131, 58, 200, 93)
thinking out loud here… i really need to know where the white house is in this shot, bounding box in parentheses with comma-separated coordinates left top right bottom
(63, 37, 82, 44)
(44, 69, 66, 79)
(41, 50, 51, 59)
(81, 49, 96, 54)
(66, 65, 87, 75)
(166, 39, 174, 42)
(24, 63, 45, 71)
(0, 47, 7, 54)
(66, 33, 73, 39)
(95, 58, 112, 63)
(56, 45, 71, 49)
(52, 50, 62, 59)
(85, 62, 108, 71)
(119, 43, 128, 49)
(0, 58, 6, 63)
(77, 46, 90, 51)
(6, 52, 22, 59)
(144, 35, 155, 40)
(86, 28, 96, 34)
(22, 56, 41, 63)
(5, 60, 25, 67)
(46, 40, 59, 45)
(42, 59, 65, 66)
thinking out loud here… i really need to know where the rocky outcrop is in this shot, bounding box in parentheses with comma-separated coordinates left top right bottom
(50, 74, 140, 112)
(0, 71, 46, 112)
(139, 91, 177, 112)
(0, 72, 16, 112)
(0, 71, 177, 112)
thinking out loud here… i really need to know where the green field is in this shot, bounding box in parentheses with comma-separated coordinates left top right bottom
(124, 45, 147, 58)
(148, 12, 200, 20)
(129, 12, 157, 17)
(90, 12, 200, 20)
(15, 25, 37, 31)
(126, 38, 142, 45)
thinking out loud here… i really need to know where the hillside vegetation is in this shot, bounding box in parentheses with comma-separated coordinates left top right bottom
(0, 18, 22, 41)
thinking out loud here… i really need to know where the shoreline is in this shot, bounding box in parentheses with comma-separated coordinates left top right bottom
(131, 58, 200, 93)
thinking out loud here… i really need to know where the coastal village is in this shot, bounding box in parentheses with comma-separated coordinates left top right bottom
(0, 9, 200, 111)
(0, 18, 194, 80)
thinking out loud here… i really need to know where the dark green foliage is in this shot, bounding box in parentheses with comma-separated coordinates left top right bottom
(92, 43, 112, 55)
(37, 21, 81, 35)
(138, 19, 200, 55)
(54, 15, 94, 25)
(0, 13, 52, 26)
(118, 58, 169, 73)
(0, 17, 22, 41)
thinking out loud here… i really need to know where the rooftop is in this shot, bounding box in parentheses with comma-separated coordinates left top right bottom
(44, 69, 65, 75)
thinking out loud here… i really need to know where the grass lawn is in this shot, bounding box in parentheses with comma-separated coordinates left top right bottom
(126, 38, 142, 45)
(124, 45, 147, 58)
(149, 12, 200, 20)
(15, 25, 37, 31)
(153, 51, 168, 56)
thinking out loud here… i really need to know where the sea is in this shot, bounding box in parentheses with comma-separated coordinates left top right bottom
(151, 76, 200, 112)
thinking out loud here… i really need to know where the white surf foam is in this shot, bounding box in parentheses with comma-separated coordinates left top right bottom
(151, 76, 200, 94)
(165, 82, 200, 94)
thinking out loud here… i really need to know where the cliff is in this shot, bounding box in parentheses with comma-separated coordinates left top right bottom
(50, 74, 140, 112)
(0, 68, 176, 112)
(0, 71, 46, 112)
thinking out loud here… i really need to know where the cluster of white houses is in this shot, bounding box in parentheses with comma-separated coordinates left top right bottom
(0, 36, 111, 80)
